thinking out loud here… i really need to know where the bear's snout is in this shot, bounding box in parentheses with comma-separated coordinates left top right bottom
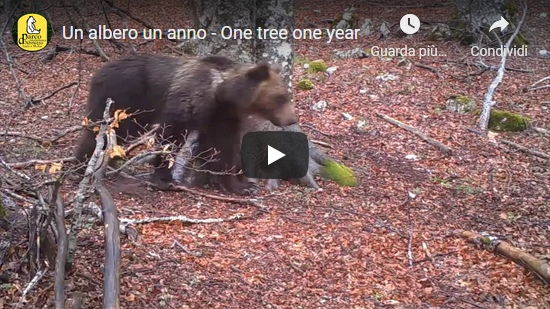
(271, 107, 298, 127)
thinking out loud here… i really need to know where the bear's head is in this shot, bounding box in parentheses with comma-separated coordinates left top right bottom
(216, 62, 298, 127)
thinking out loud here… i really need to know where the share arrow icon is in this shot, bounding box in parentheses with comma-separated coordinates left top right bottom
(267, 145, 285, 165)
(489, 16, 509, 32)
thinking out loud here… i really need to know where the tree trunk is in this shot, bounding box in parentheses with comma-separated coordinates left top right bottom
(255, 0, 294, 91)
(197, 0, 256, 63)
(3, 0, 18, 33)
(185, 0, 330, 191)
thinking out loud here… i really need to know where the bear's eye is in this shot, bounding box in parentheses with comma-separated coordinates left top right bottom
(274, 94, 288, 105)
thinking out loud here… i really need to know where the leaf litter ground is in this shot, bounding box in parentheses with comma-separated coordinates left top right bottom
(0, 0, 549, 308)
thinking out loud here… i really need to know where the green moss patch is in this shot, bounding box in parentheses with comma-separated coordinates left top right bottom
(476, 109, 530, 132)
(297, 79, 314, 90)
(488, 109, 529, 132)
(307, 60, 328, 73)
(322, 160, 358, 187)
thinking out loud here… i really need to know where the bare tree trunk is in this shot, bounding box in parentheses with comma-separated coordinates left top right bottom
(197, 0, 256, 63)
(3, 0, 18, 33)
(191, 0, 331, 191)
(255, 0, 294, 91)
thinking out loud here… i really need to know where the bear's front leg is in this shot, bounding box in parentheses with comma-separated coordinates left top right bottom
(220, 175, 260, 196)
(149, 154, 175, 190)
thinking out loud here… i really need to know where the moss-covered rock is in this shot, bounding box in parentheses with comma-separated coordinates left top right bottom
(445, 94, 476, 114)
(322, 160, 358, 187)
(488, 109, 529, 132)
(297, 79, 314, 90)
(307, 60, 328, 73)
(475, 109, 530, 132)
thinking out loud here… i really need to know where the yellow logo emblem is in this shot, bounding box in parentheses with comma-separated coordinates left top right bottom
(15, 13, 50, 52)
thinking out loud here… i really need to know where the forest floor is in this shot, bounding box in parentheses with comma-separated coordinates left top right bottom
(1, 0, 549, 308)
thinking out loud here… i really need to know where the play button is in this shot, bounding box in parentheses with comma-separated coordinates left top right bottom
(241, 131, 309, 179)
(267, 145, 285, 165)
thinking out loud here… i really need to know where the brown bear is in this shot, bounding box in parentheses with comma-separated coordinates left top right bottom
(74, 54, 298, 195)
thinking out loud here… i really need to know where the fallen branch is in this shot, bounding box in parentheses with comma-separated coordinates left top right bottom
(92, 122, 122, 309)
(120, 213, 248, 225)
(414, 63, 443, 79)
(171, 239, 203, 256)
(532, 127, 549, 136)
(405, 195, 414, 267)
(49, 125, 83, 143)
(7, 157, 77, 169)
(0, 131, 44, 143)
(310, 139, 333, 149)
(376, 112, 452, 155)
(500, 139, 550, 160)
(301, 123, 334, 137)
(97, 184, 120, 309)
(67, 98, 114, 270)
(51, 181, 68, 309)
(26, 82, 78, 106)
(477, 0, 527, 132)
(16, 270, 47, 308)
(524, 75, 550, 92)
(149, 182, 262, 205)
(460, 231, 550, 285)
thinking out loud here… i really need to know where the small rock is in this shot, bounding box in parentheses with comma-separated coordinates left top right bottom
(359, 89, 367, 94)
(446, 95, 476, 114)
(9, 139, 16, 143)
(342, 112, 353, 120)
(358, 18, 373, 37)
(356, 119, 367, 129)
(303, 63, 310, 69)
(405, 154, 418, 161)
(311, 100, 327, 112)
(335, 7, 357, 30)
(380, 21, 391, 38)
(429, 23, 452, 40)
(326, 66, 337, 74)
(332, 48, 369, 60)
(375, 73, 398, 82)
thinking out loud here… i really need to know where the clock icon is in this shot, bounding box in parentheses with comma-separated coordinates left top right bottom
(400, 14, 420, 35)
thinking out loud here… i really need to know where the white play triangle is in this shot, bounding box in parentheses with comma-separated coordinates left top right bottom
(267, 145, 285, 165)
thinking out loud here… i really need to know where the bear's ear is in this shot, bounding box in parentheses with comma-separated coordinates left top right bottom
(245, 63, 271, 82)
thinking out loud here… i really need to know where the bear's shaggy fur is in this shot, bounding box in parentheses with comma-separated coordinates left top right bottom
(75, 54, 297, 195)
